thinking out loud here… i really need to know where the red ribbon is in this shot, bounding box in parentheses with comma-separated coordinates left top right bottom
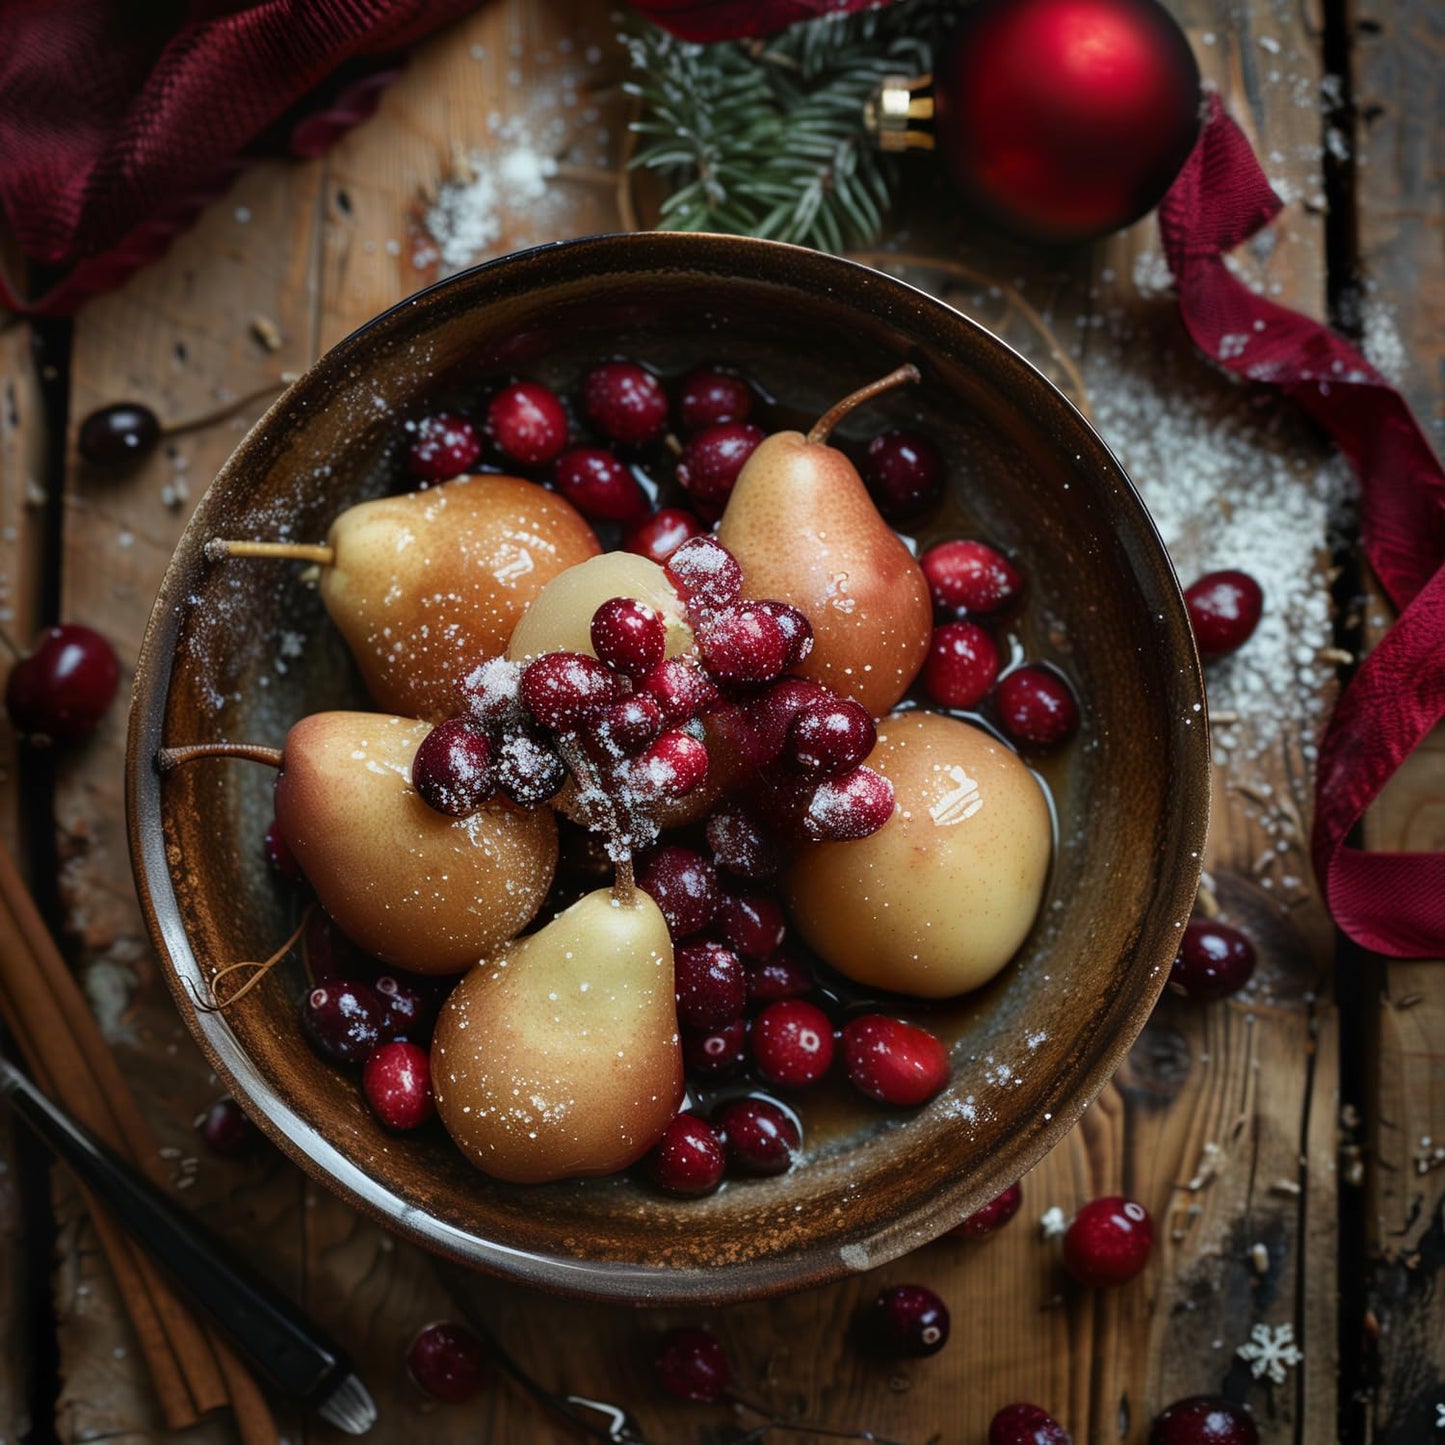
(1159, 96, 1445, 957)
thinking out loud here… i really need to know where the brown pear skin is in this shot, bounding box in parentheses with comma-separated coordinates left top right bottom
(321, 474, 599, 721)
(431, 887, 684, 1183)
(272, 712, 557, 976)
(717, 432, 932, 718)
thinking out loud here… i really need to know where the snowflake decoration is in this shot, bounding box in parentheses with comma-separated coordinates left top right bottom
(1236, 1322, 1303, 1384)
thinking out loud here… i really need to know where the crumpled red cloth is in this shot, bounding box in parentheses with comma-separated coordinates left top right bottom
(0, 0, 477, 316)
(1159, 96, 1445, 957)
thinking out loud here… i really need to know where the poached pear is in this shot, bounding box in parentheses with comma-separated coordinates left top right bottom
(431, 885, 683, 1183)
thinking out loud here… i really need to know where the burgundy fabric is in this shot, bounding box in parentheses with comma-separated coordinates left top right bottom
(0, 0, 476, 315)
(626, 0, 884, 42)
(1159, 96, 1445, 956)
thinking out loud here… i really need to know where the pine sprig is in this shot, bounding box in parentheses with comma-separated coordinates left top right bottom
(624, 4, 941, 252)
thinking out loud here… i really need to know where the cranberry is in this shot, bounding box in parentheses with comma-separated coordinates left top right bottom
(591, 596, 666, 678)
(264, 819, 304, 882)
(406, 1321, 488, 1404)
(494, 730, 566, 807)
(677, 369, 754, 432)
(746, 947, 814, 1002)
(682, 1018, 748, 1080)
(635, 729, 709, 798)
(362, 1040, 433, 1130)
(706, 804, 785, 880)
(407, 412, 481, 482)
(995, 665, 1079, 749)
(751, 999, 835, 1088)
(699, 605, 790, 686)
(520, 652, 622, 730)
(674, 940, 747, 1030)
(645, 1113, 725, 1195)
(374, 974, 434, 1042)
(5, 624, 120, 743)
(732, 678, 834, 766)
(664, 536, 742, 615)
(624, 507, 705, 566)
(459, 656, 523, 731)
(924, 621, 1000, 709)
(866, 1283, 950, 1358)
(1149, 1397, 1259, 1445)
(841, 1015, 949, 1106)
(922, 539, 1024, 615)
(1184, 570, 1263, 657)
(595, 694, 663, 757)
(582, 361, 668, 446)
(303, 912, 369, 983)
(554, 447, 649, 523)
(638, 846, 719, 938)
(653, 1326, 732, 1403)
(486, 381, 568, 466)
(1171, 919, 1256, 1000)
(990, 1402, 1072, 1444)
(303, 980, 385, 1064)
(78, 402, 162, 466)
(786, 697, 876, 777)
(952, 1181, 1023, 1238)
(714, 892, 786, 959)
(715, 1096, 800, 1176)
(753, 600, 813, 667)
(197, 1097, 255, 1157)
(677, 423, 765, 508)
(862, 430, 944, 520)
(641, 657, 719, 725)
(802, 766, 895, 842)
(412, 717, 493, 817)
(1062, 1196, 1153, 1287)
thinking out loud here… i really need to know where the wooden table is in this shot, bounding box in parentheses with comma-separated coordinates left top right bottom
(0, 2, 1440, 1441)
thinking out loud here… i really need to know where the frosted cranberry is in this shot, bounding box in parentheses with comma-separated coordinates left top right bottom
(990, 1402, 1072, 1444)
(458, 656, 523, 731)
(924, 621, 1000, 709)
(751, 1000, 835, 1088)
(786, 697, 876, 777)
(486, 381, 568, 466)
(862, 430, 944, 520)
(5, 624, 120, 743)
(714, 892, 786, 959)
(752, 600, 813, 666)
(733, 678, 834, 766)
(922, 539, 1024, 615)
(841, 1015, 949, 1106)
(303, 981, 384, 1063)
(591, 596, 666, 678)
(645, 1113, 725, 1195)
(674, 940, 746, 1029)
(635, 729, 709, 797)
(554, 447, 648, 523)
(638, 846, 719, 938)
(678, 368, 754, 432)
(407, 412, 481, 481)
(682, 1018, 748, 1080)
(520, 652, 622, 730)
(1171, 919, 1256, 1000)
(1149, 1397, 1258, 1445)
(1184, 570, 1263, 657)
(867, 1283, 950, 1358)
(664, 535, 742, 615)
(706, 804, 785, 880)
(653, 1326, 731, 1403)
(746, 947, 814, 1002)
(699, 605, 790, 686)
(1062, 1197, 1153, 1287)
(407, 1321, 488, 1404)
(595, 694, 663, 757)
(582, 361, 667, 446)
(198, 1098, 255, 1157)
(78, 402, 161, 466)
(362, 1041, 433, 1130)
(802, 766, 894, 842)
(995, 666, 1079, 749)
(677, 423, 764, 508)
(623, 507, 705, 565)
(715, 1097, 800, 1176)
(952, 1181, 1023, 1238)
(264, 819, 304, 882)
(374, 974, 434, 1042)
(494, 730, 566, 807)
(641, 657, 719, 725)
(412, 717, 493, 817)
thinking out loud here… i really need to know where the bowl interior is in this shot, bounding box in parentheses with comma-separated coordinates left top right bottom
(128, 234, 1208, 1303)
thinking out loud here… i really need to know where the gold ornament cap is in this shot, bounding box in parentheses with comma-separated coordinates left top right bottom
(863, 73, 937, 152)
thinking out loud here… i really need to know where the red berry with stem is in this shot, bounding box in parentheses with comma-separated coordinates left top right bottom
(264, 818, 304, 882)
(591, 596, 666, 678)
(641, 657, 719, 725)
(595, 694, 663, 757)
(1171, 919, 1256, 1000)
(493, 729, 566, 807)
(674, 940, 747, 1030)
(924, 621, 1000, 709)
(922, 539, 1024, 615)
(664, 535, 742, 615)
(1062, 1197, 1153, 1287)
(653, 1326, 732, 1403)
(677, 423, 765, 508)
(198, 1098, 255, 1157)
(406, 1321, 488, 1404)
(867, 1284, 950, 1358)
(520, 652, 623, 730)
(624, 506, 705, 565)
(715, 1096, 800, 1175)
(714, 891, 786, 959)
(1184, 570, 1263, 658)
(412, 717, 494, 817)
(952, 1181, 1023, 1238)
(374, 974, 435, 1042)
(677, 368, 753, 432)
(635, 729, 709, 798)
(995, 665, 1079, 749)
(406, 412, 481, 482)
(786, 696, 876, 777)
(582, 361, 668, 446)
(699, 604, 790, 686)
(746, 947, 814, 1002)
(362, 1041, 433, 1130)
(303, 980, 385, 1064)
(554, 447, 649, 523)
(862, 430, 945, 520)
(4, 624, 120, 743)
(638, 845, 719, 939)
(706, 804, 784, 880)
(990, 1402, 1073, 1444)
(645, 1113, 725, 1195)
(802, 766, 895, 842)
(751, 999, 835, 1088)
(486, 381, 568, 466)
(841, 1015, 949, 1106)
(1149, 1397, 1259, 1445)
(681, 1018, 748, 1080)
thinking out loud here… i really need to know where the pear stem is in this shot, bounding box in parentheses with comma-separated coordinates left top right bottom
(611, 855, 636, 908)
(805, 362, 921, 446)
(205, 538, 336, 567)
(157, 742, 285, 772)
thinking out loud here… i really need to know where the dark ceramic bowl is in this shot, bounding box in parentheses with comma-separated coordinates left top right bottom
(127, 233, 1208, 1304)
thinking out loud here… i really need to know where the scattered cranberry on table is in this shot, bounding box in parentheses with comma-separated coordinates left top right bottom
(862, 429, 945, 520)
(994, 665, 1080, 749)
(1183, 570, 1264, 658)
(1148, 1396, 1259, 1445)
(78, 401, 162, 467)
(4, 623, 120, 744)
(1170, 918, 1257, 999)
(406, 411, 481, 482)
(653, 1325, 733, 1402)
(924, 620, 1001, 709)
(989, 1402, 1073, 1444)
(197, 1097, 256, 1157)
(841, 1015, 950, 1107)
(865, 1283, 951, 1358)
(406, 1320, 489, 1404)
(951, 1181, 1024, 1238)
(1062, 1196, 1154, 1287)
